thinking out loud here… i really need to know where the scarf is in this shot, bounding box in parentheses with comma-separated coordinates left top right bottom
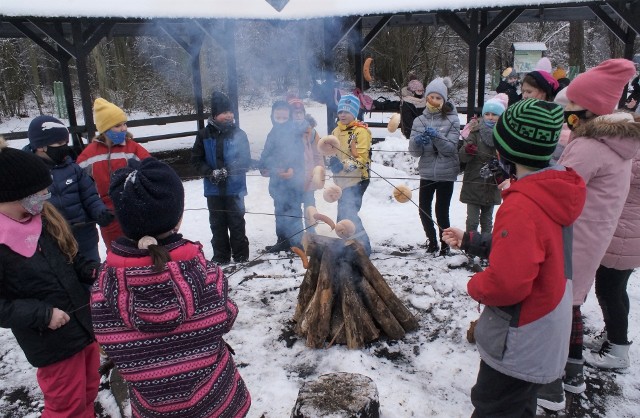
(0, 212, 42, 257)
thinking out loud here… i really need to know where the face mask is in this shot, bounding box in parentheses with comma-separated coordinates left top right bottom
(413, 93, 424, 99)
(45, 145, 71, 165)
(564, 110, 588, 131)
(484, 120, 496, 128)
(105, 130, 127, 145)
(293, 119, 310, 132)
(21, 192, 51, 215)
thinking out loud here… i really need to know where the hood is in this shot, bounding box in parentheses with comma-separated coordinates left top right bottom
(503, 167, 586, 227)
(101, 254, 204, 333)
(571, 112, 640, 160)
(305, 114, 317, 129)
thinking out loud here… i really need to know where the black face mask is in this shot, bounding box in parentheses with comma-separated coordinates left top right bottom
(564, 110, 589, 131)
(45, 145, 71, 165)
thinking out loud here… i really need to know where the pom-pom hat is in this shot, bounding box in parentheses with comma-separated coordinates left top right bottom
(0, 138, 52, 202)
(93, 98, 127, 134)
(109, 157, 185, 241)
(566, 58, 636, 116)
(493, 99, 564, 168)
(425, 77, 452, 102)
(28, 116, 69, 150)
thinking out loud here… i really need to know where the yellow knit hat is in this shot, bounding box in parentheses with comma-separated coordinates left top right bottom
(93, 98, 127, 134)
(552, 67, 567, 80)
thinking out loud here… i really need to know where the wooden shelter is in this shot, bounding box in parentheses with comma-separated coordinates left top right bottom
(1, 0, 639, 145)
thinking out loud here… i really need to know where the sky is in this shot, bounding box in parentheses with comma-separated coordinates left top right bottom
(0, 0, 594, 20)
(1, 102, 639, 417)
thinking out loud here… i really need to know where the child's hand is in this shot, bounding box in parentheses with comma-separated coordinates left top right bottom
(328, 157, 343, 174)
(96, 210, 115, 227)
(209, 168, 228, 184)
(442, 227, 464, 249)
(48, 307, 70, 330)
(278, 168, 294, 179)
(465, 143, 478, 156)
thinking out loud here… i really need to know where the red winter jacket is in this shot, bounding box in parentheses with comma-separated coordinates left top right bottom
(469, 167, 586, 384)
(76, 137, 150, 209)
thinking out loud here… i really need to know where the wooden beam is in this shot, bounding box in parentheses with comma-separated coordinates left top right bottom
(590, 4, 627, 41)
(479, 9, 523, 48)
(607, 0, 640, 36)
(436, 11, 470, 44)
(362, 15, 392, 50)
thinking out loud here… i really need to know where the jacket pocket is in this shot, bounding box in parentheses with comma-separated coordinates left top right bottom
(474, 305, 512, 361)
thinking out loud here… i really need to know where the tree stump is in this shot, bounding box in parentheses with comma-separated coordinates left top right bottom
(293, 235, 418, 348)
(291, 372, 380, 418)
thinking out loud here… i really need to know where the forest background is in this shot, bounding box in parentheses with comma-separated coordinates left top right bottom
(0, 18, 636, 121)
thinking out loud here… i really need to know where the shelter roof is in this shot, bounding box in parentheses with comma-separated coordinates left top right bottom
(1, 0, 597, 20)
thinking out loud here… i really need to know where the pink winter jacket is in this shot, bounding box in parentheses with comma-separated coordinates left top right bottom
(601, 156, 640, 270)
(558, 113, 640, 305)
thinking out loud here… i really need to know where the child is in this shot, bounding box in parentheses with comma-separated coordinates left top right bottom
(191, 91, 251, 264)
(585, 154, 640, 370)
(91, 157, 251, 418)
(328, 93, 373, 255)
(28, 115, 114, 262)
(458, 97, 505, 235)
(521, 59, 559, 102)
(408, 76, 460, 256)
(443, 99, 587, 417)
(76, 98, 151, 251)
(289, 97, 324, 230)
(540, 58, 639, 407)
(0, 138, 101, 417)
(259, 100, 305, 252)
(495, 67, 521, 106)
(400, 79, 426, 138)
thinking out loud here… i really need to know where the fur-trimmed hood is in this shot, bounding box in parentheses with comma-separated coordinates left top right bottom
(571, 112, 640, 160)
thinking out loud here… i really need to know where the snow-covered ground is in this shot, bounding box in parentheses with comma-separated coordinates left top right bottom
(1, 103, 639, 417)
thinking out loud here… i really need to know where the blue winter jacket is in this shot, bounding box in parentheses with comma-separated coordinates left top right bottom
(259, 122, 305, 197)
(42, 156, 108, 225)
(191, 119, 252, 197)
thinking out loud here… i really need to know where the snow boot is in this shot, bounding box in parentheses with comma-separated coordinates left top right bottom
(426, 241, 439, 254)
(585, 340, 631, 370)
(563, 357, 586, 394)
(584, 328, 608, 352)
(536, 378, 565, 411)
(265, 239, 291, 253)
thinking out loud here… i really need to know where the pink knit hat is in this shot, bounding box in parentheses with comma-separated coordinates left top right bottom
(408, 79, 424, 93)
(493, 93, 509, 110)
(566, 59, 636, 116)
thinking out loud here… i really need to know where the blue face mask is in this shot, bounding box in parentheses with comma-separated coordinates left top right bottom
(21, 192, 51, 215)
(484, 120, 496, 128)
(105, 130, 127, 145)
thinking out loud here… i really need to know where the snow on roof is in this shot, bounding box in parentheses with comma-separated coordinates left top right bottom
(1, 0, 597, 20)
(512, 42, 548, 50)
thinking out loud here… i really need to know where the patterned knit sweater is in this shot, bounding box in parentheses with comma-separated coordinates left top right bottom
(90, 235, 250, 418)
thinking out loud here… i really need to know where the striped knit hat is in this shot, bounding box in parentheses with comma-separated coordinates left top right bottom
(493, 99, 564, 168)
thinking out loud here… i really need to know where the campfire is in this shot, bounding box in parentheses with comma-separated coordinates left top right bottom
(293, 234, 419, 349)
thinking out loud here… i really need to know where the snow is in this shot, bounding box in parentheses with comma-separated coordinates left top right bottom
(1, 104, 640, 418)
(0, 0, 595, 20)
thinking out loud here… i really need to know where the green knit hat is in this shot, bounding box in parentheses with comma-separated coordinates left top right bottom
(493, 98, 564, 168)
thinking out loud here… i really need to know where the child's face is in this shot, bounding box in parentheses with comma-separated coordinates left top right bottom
(483, 112, 500, 124)
(338, 111, 355, 125)
(214, 111, 234, 124)
(292, 108, 305, 121)
(110, 122, 127, 132)
(426, 93, 444, 108)
(272, 108, 290, 124)
(521, 82, 546, 100)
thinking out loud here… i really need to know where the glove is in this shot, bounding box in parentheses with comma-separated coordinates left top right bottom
(465, 143, 478, 156)
(209, 167, 228, 185)
(328, 156, 344, 174)
(96, 210, 115, 227)
(278, 168, 294, 179)
(342, 159, 358, 173)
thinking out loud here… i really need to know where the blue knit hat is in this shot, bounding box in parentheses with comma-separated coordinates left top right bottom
(337, 94, 360, 119)
(482, 99, 506, 116)
(28, 115, 69, 150)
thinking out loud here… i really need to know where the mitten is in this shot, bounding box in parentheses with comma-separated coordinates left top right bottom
(209, 167, 229, 184)
(424, 126, 439, 139)
(415, 133, 431, 146)
(465, 143, 478, 156)
(342, 159, 358, 173)
(96, 210, 115, 227)
(328, 156, 344, 174)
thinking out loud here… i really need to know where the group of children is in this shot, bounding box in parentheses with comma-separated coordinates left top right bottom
(2, 54, 639, 417)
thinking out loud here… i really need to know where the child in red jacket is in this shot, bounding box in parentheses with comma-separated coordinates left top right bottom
(443, 99, 586, 417)
(76, 98, 150, 251)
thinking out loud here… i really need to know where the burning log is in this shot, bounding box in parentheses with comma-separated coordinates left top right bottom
(294, 235, 418, 349)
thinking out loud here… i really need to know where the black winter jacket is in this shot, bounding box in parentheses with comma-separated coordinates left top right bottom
(0, 224, 98, 367)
